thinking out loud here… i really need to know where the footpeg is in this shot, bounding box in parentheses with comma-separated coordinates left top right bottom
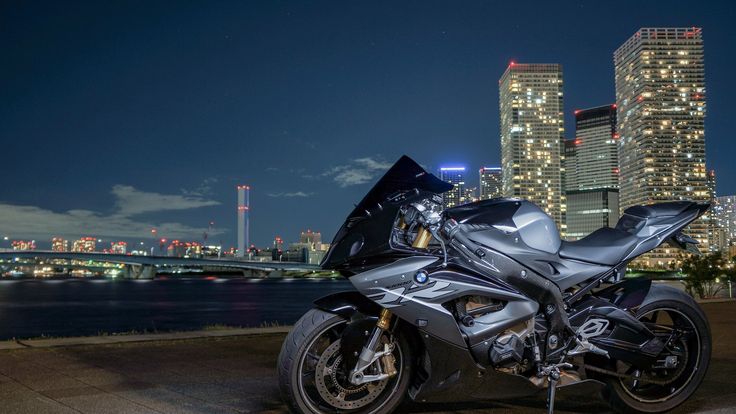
(568, 318, 610, 358)
(568, 338, 609, 358)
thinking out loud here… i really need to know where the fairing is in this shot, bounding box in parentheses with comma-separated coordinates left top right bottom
(321, 155, 452, 270)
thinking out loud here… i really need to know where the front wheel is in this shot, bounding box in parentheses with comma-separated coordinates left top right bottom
(603, 286, 711, 413)
(278, 308, 412, 414)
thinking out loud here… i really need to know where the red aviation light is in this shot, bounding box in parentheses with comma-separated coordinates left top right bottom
(613, 133, 620, 139)
(613, 168, 620, 174)
(611, 104, 617, 109)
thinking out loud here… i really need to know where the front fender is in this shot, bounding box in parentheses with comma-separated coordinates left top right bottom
(313, 290, 382, 318)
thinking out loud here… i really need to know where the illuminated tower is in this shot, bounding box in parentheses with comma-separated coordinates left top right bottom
(237, 185, 250, 257)
(499, 62, 565, 230)
(565, 105, 620, 240)
(615, 28, 708, 265)
(479, 167, 502, 200)
(438, 167, 465, 208)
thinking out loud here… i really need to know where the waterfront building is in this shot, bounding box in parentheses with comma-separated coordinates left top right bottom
(167, 240, 202, 258)
(72, 237, 96, 252)
(499, 63, 565, 231)
(11, 240, 36, 251)
(110, 241, 127, 255)
(299, 230, 321, 246)
(51, 237, 68, 252)
(479, 167, 502, 200)
(439, 167, 465, 209)
(614, 27, 709, 267)
(565, 105, 620, 239)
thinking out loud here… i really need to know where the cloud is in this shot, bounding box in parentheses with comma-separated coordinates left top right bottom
(323, 157, 393, 187)
(180, 177, 218, 197)
(112, 185, 220, 216)
(267, 191, 315, 198)
(0, 185, 222, 241)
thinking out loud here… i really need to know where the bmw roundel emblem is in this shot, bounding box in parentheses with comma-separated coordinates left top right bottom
(414, 270, 429, 284)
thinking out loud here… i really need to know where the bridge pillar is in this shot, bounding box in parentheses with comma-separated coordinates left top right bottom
(267, 269, 283, 278)
(123, 264, 156, 279)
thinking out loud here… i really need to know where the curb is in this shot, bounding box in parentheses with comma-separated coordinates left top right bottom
(0, 326, 293, 350)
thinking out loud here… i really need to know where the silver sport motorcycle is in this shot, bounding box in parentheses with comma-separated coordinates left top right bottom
(278, 155, 711, 413)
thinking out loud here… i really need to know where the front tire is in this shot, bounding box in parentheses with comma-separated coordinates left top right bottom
(278, 308, 412, 414)
(603, 285, 711, 413)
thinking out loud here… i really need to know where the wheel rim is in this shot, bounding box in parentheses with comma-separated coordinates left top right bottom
(619, 307, 701, 403)
(296, 320, 404, 413)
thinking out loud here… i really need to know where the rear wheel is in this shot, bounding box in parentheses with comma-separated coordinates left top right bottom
(604, 291, 711, 413)
(278, 308, 412, 414)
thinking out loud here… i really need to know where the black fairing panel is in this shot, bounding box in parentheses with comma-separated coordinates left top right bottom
(321, 155, 452, 270)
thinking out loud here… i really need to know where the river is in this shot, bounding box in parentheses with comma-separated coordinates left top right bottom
(0, 277, 353, 340)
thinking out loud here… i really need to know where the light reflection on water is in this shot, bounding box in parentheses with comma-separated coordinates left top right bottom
(0, 277, 353, 340)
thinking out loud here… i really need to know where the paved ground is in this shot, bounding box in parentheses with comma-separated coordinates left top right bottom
(0, 302, 734, 413)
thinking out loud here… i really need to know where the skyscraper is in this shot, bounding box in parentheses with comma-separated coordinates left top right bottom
(712, 195, 736, 252)
(438, 167, 465, 209)
(479, 167, 502, 200)
(499, 63, 565, 229)
(614, 28, 709, 265)
(565, 105, 620, 239)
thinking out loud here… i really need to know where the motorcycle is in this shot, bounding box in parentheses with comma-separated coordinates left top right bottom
(278, 155, 711, 413)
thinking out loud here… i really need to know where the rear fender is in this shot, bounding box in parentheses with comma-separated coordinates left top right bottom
(595, 276, 652, 310)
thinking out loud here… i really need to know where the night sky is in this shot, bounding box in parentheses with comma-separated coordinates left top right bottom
(1, 1, 735, 249)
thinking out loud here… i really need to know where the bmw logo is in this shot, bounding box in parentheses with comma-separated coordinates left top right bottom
(414, 270, 429, 284)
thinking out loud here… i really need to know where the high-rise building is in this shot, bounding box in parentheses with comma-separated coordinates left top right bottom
(570, 105, 619, 190)
(565, 105, 620, 239)
(563, 140, 578, 193)
(479, 167, 502, 200)
(499, 63, 565, 230)
(72, 237, 96, 252)
(712, 195, 736, 252)
(439, 167, 466, 208)
(614, 28, 709, 266)
(462, 187, 478, 204)
(51, 237, 68, 252)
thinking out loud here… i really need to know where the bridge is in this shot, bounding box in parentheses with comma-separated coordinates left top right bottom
(0, 251, 322, 279)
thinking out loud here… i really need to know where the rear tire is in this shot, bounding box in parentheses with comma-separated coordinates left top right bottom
(278, 308, 412, 414)
(603, 285, 711, 413)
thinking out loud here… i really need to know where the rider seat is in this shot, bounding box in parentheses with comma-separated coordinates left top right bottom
(558, 227, 639, 266)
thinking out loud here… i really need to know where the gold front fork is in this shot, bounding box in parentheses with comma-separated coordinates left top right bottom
(376, 308, 393, 330)
(412, 226, 432, 249)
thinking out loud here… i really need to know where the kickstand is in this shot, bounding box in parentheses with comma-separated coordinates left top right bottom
(546, 369, 560, 414)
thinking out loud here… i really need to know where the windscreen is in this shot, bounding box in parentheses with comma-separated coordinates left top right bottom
(320, 155, 452, 270)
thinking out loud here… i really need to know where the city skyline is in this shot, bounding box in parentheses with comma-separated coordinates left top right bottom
(2, 2, 736, 247)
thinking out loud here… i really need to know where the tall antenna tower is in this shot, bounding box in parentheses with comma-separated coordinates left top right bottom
(237, 185, 250, 257)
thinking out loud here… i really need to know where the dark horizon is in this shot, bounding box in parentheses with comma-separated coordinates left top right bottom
(2, 1, 735, 248)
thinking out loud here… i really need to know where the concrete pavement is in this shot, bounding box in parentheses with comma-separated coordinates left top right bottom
(0, 302, 735, 413)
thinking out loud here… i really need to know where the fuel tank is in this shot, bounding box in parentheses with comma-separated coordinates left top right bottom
(444, 198, 561, 255)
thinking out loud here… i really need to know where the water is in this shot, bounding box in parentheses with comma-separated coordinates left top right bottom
(0, 277, 353, 340)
